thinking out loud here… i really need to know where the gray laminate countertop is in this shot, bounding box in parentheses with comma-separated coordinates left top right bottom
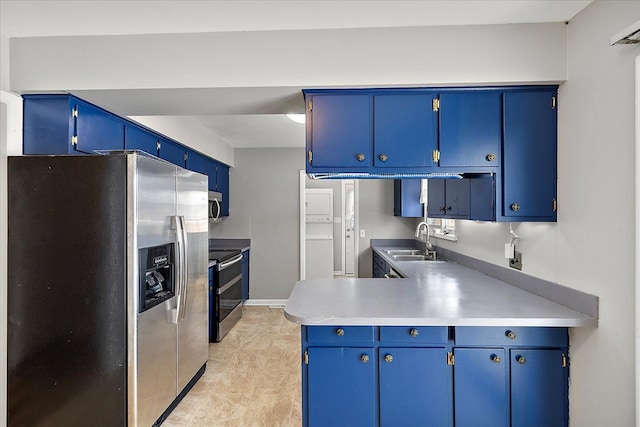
(284, 244, 597, 328)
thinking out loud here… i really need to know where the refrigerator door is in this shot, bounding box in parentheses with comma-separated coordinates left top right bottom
(133, 155, 179, 426)
(176, 167, 209, 391)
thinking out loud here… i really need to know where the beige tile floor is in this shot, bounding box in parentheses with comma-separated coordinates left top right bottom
(163, 306, 302, 427)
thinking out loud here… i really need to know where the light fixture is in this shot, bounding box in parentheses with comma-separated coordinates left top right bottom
(286, 113, 306, 124)
(610, 20, 640, 45)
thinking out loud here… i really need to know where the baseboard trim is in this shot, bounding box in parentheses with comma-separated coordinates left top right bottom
(244, 299, 288, 307)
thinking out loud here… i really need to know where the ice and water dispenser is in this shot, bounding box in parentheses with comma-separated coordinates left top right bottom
(139, 243, 175, 312)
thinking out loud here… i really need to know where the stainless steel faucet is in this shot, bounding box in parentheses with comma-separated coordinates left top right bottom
(415, 221, 436, 259)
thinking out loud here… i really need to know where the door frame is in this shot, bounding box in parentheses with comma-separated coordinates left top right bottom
(635, 55, 639, 427)
(300, 171, 360, 280)
(341, 180, 358, 277)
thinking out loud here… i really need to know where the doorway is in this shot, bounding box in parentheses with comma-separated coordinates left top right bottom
(299, 171, 359, 280)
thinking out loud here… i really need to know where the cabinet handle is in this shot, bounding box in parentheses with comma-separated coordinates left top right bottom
(384, 354, 393, 363)
(510, 203, 520, 212)
(409, 328, 419, 337)
(379, 153, 388, 162)
(356, 153, 365, 162)
(486, 153, 496, 161)
(361, 354, 369, 363)
(446, 206, 452, 212)
(516, 355, 526, 364)
(335, 328, 345, 336)
(439, 206, 445, 212)
(491, 354, 501, 364)
(505, 330, 516, 340)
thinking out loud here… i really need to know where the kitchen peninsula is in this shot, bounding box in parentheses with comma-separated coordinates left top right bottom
(285, 239, 597, 427)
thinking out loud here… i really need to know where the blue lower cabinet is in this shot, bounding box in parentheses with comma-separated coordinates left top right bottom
(241, 251, 250, 302)
(307, 347, 376, 427)
(208, 267, 216, 342)
(454, 348, 509, 427)
(511, 349, 568, 427)
(379, 347, 452, 426)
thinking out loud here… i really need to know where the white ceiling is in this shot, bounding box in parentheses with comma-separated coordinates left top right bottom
(0, 0, 592, 149)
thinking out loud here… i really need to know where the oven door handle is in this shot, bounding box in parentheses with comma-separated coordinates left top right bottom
(216, 274, 242, 295)
(218, 253, 243, 270)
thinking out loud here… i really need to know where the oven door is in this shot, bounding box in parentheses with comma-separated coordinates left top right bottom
(216, 274, 242, 322)
(215, 253, 243, 340)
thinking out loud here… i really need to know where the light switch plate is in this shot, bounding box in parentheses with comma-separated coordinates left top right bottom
(360, 229, 366, 238)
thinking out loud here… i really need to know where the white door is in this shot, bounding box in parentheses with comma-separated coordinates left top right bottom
(344, 183, 355, 276)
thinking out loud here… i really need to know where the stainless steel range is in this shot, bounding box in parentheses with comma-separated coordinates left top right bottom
(209, 249, 243, 341)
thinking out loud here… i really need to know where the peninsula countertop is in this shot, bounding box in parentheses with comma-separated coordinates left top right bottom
(285, 244, 597, 328)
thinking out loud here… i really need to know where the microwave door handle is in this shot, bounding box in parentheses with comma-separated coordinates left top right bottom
(180, 216, 189, 321)
(215, 198, 221, 220)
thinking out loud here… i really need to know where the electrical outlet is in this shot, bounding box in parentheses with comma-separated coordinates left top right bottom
(509, 250, 522, 270)
(360, 229, 366, 238)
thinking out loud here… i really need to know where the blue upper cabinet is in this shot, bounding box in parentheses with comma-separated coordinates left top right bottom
(308, 94, 372, 169)
(158, 138, 186, 168)
(24, 94, 125, 155)
(125, 124, 159, 156)
(374, 94, 437, 168)
(502, 90, 557, 221)
(217, 164, 230, 216)
(438, 91, 501, 168)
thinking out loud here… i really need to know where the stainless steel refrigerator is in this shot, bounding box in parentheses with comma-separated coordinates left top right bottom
(7, 152, 209, 426)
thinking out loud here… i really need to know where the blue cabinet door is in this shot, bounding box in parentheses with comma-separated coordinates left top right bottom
(445, 179, 470, 218)
(394, 179, 423, 217)
(379, 347, 452, 426)
(511, 349, 568, 427)
(307, 347, 376, 427)
(159, 139, 186, 168)
(23, 96, 75, 154)
(439, 92, 501, 167)
(217, 164, 230, 216)
(208, 267, 216, 342)
(427, 179, 446, 217)
(374, 94, 437, 168)
(241, 251, 249, 302)
(207, 159, 219, 192)
(454, 348, 509, 427)
(74, 99, 125, 154)
(309, 94, 372, 168)
(124, 125, 159, 156)
(503, 90, 557, 219)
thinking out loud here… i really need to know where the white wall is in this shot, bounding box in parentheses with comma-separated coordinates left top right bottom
(0, 89, 23, 427)
(1, 34, 9, 91)
(435, 2, 640, 425)
(10, 23, 567, 92)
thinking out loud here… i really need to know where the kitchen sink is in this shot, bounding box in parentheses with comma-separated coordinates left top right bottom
(384, 249, 426, 256)
(392, 254, 442, 261)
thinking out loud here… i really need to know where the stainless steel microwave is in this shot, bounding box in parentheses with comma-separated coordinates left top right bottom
(209, 191, 223, 223)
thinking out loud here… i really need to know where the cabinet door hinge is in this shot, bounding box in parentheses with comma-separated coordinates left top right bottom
(432, 149, 440, 163)
(184, 152, 188, 162)
(447, 351, 454, 366)
(552, 96, 557, 110)
(71, 135, 78, 146)
(304, 350, 309, 365)
(156, 141, 161, 151)
(72, 106, 79, 118)
(308, 150, 313, 164)
(553, 198, 557, 212)
(432, 98, 440, 112)
(308, 100, 313, 112)
(561, 353, 567, 368)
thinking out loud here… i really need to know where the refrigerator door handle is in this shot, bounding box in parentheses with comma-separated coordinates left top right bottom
(180, 216, 189, 321)
(172, 215, 186, 323)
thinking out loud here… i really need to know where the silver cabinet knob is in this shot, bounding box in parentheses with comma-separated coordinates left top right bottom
(491, 354, 501, 364)
(384, 354, 393, 363)
(361, 354, 369, 363)
(510, 203, 520, 212)
(336, 328, 345, 336)
(516, 355, 526, 364)
(379, 153, 388, 162)
(506, 330, 516, 340)
(486, 153, 496, 161)
(409, 328, 419, 337)
(356, 153, 365, 162)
